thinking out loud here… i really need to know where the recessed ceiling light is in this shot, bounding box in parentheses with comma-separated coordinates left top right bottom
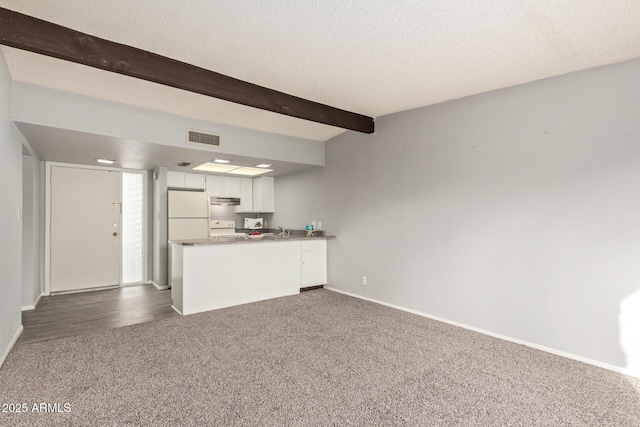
(226, 166, 273, 176)
(96, 158, 116, 164)
(255, 163, 272, 168)
(213, 158, 231, 164)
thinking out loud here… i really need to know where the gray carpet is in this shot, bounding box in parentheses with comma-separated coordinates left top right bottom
(1, 289, 639, 426)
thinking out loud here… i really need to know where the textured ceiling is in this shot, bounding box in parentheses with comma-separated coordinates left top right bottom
(2, 1, 640, 141)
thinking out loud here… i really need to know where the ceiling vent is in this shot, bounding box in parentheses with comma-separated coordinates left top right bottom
(187, 130, 221, 147)
(176, 162, 192, 167)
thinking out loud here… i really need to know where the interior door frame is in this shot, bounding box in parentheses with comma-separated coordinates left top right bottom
(44, 162, 149, 295)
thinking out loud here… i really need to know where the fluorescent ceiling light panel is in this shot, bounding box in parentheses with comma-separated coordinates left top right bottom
(255, 163, 272, 168)
(193, 162, 241, 173)
(96, 158, 116, 164)
(226, 166, 273, 176)
(213, 158, 231, 164)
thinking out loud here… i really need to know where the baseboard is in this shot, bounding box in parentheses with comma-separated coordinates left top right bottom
(171, 305, 183, 315)
(148, 281, 169, 291)
(51, 284, 118, 295)
(21, 293, 43, 311)
(120, 282, 144, 288)
(325, 287, 639, 379)
(0, 325, 23, 369)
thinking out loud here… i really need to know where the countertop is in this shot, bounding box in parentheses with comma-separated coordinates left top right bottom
(170, 234, 335, 246)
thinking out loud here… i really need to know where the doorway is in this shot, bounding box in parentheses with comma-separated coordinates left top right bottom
(46, 164, 147, 294)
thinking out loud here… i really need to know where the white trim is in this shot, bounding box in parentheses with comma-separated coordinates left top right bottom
(44, 162, 51, 295)
(171, 305, 183, 315)
(324, 287, 640, 379)
(148, 281, 169, 291)
(120, 282, 144, 288)
(51, 284, 118, 296)
(143, 170, 149, 283)
(0, 325, 23, 369)
(21, 293, 43, 311)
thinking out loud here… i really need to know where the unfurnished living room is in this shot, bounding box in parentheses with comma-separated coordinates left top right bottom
(1, 2, 640, 426)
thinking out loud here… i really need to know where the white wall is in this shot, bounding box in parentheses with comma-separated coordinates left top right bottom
(21, 154, 41, 308)
(11, 83, 325, 166)
(273, 57, 640, 374)
(0, 50, 24, 366)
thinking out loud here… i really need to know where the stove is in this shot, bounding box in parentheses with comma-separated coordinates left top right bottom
(209, 220, 245, 239)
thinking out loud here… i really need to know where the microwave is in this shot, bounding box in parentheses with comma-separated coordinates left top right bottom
(244, 217, 264, 229)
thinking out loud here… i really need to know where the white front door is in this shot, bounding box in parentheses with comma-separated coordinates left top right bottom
(50, 166, 122, 293)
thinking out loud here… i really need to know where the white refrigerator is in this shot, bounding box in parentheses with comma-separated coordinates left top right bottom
(168, 190, 210, 240)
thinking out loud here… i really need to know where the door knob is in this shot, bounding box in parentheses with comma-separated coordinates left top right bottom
(113, 232, 119, 237)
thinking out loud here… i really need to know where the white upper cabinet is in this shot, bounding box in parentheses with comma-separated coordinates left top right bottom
(169, 172, 274, 212)
(205, 175, 224, 196)
(206, 175, 242, 197)
(167, 171, 185, 188)
(185, 173, 205, 189)
(167, 171, 205, 190)
(236, 176, 274, 213)
(223, 177, 241, 198)
(252, 176, 274, 213)
(235, 178, 253, 213)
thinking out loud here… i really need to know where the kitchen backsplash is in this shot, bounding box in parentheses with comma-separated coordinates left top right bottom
(209, 205, 275, 227)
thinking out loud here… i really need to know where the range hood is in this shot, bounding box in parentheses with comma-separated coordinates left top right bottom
(210, 197, 240, 206)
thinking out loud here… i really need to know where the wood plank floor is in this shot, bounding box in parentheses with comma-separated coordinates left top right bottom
(17, 284, 177, 346)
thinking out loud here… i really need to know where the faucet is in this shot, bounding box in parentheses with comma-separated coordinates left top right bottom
(278, 226, 290, 237)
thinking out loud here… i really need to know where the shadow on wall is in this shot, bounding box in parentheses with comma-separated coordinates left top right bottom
(620, 287, 640, 379)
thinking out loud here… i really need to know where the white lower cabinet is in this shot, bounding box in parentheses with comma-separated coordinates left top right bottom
(301, 240, 327, 287)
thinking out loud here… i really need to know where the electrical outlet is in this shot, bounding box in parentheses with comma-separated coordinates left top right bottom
(361, 276, 367, 285)
(317, 221, 322, 229)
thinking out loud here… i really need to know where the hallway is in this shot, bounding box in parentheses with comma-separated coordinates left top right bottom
(17, 284, 176, 346)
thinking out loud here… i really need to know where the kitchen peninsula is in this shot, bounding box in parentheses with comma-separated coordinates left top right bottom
(170, 235, 332, 315)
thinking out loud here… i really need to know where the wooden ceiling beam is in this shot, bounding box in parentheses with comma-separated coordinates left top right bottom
(0, 7, 374, 134)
